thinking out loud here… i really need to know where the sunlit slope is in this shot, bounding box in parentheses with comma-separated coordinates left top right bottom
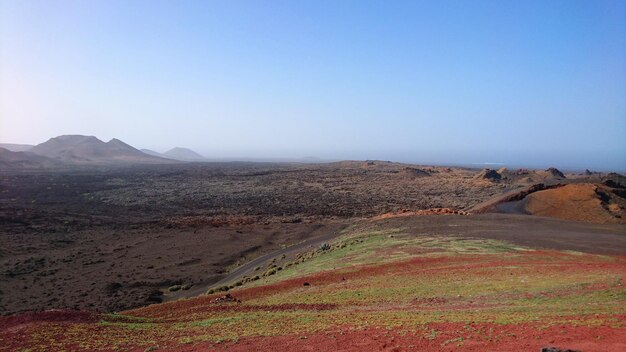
(2, 229, 625, 351)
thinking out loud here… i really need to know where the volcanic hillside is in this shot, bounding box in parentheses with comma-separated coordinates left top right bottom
(0, 148, 62, 169)
(474, 168, 502, 182)
(164, 147, 206, 161)
(140, 147, 206, 161)
(489, 167, 569, 185)
(29, 135, 173, 164)
(2, 221, 625, 351)
(523, 183, 625, 224)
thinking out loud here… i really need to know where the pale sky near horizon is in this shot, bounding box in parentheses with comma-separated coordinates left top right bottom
(1, 0, 625, 170)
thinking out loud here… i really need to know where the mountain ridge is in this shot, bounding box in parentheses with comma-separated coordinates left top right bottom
(28, 135, 174, 165)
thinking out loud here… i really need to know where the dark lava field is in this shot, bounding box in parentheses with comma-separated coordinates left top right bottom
(1, 161, 516, 314)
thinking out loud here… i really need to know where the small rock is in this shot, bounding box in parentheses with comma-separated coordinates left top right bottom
(541, 347, 581, 352)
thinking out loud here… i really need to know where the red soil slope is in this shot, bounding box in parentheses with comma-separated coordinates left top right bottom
(524, 183, 625, 224)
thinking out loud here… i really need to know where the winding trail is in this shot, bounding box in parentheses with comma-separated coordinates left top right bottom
(167, 182, 625, 302)
(468, 182, 565, 214)
(165, 222, 349, 301)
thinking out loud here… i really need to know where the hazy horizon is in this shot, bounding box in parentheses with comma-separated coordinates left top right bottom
(1, 1, 625, 170)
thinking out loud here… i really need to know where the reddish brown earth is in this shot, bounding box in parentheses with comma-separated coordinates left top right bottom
(2, 247, 624, 351)
(213, 324, 626, 352)
(524, 183, 625, 224)
(3, 308, 623, 352)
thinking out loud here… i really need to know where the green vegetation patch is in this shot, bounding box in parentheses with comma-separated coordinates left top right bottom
(10, 229, 625, 351)
(247, 231, 526, 288)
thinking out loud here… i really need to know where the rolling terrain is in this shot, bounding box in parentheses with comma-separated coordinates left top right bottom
(1, 162, 514, 314)
(2, 218, 624, 351)
(0, 159, 624, 351)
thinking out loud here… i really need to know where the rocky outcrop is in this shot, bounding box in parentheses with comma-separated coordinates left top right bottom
(602, 172, 625, 188)
(541, 347, 580, 352)
(475, 168, 502, 181)
(545, 167, 565, 179)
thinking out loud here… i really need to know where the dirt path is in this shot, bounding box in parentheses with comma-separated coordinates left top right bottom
(167, 186, 626, 303)
(165, 222, 349, 301)
(468, 183, 565, 213)
(362, 213, 626, 255)
(494, 199, 525, 214)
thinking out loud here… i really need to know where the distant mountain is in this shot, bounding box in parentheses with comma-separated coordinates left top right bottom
(163, 147, 206, 161)
(0, 143, 34, 152)
(29, 135, 174, 164)
(140, 149, 171, 159)
(0, 147, 62, 169)
(139, 148, 205, 161)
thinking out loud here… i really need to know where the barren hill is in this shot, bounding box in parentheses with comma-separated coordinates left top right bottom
(0, 143, 34, 152)
(492, 167, 568, 185)
(475, 168, 502, 182)
(523, 183, 625, 224)
(164, 147, 206, 161)
(0, 147, 62, 169)
(140, 149, 172, 159)
(29, 135, 173, 164)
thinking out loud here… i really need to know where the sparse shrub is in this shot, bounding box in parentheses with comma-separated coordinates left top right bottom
(180, 337, 193, 344)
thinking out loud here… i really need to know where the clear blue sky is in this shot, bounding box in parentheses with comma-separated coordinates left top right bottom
(1, 0, 624, 170)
